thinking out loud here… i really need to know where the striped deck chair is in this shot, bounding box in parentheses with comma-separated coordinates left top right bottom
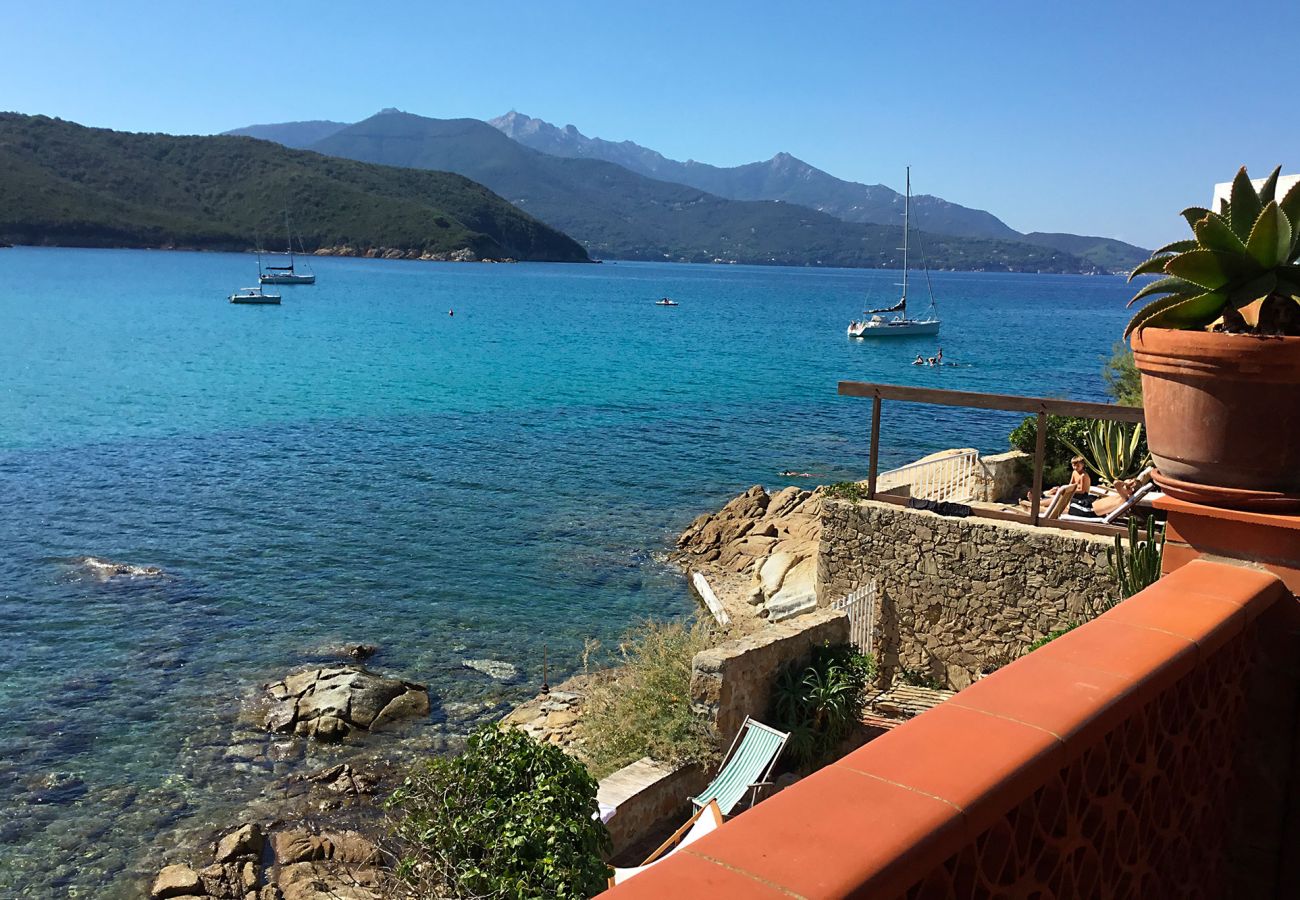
(607, 799, 723, 887)
(691, 717, 789, 816)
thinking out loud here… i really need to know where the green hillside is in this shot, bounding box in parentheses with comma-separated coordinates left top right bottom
(1020, 232, 1149, 272)
(309, 112, 1097, 273)
(0, 113, 589, 262)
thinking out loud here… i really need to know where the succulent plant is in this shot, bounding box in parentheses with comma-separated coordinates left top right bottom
(1061, 419, 1149, 487)
(1125, 166, 1300, 337)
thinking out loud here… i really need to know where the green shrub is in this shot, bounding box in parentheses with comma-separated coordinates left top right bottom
(1102, 341, 1143, 406)
(1008, 414, 1093, 487)
(1025, 624, 1079, 653)
(582, 618, 719, 779)
(769, 643, 873, 771)
(823, 481, 869, 502)
(386, 724, 610, 899)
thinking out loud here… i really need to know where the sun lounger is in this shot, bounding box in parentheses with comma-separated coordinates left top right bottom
(691, 717, 789, 816)
(608, 799, 723, 887)
(1060, 467, 1158, 525)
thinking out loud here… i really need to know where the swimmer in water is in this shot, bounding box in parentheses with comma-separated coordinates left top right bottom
(913, 354, 924, 365)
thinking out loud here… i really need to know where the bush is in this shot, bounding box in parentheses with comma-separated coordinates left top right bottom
(1102, 341, 1143, 407)
(823, 481, 869, 502)
(1008, 414, 1093, 487)
(386, 724, 610, 899)
(769, 643, 874, 771)
(582, 618, 719, 779)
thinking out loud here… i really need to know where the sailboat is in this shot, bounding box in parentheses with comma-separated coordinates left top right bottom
(231, 249, 282, 303)
(847, 167, 940, 338)
(259, 211, 316, 285)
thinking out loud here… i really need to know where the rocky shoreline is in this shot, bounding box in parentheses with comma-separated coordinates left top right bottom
(139, 482, 816, 898)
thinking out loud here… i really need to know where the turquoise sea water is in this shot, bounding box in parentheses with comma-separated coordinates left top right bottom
(0, 247, 1135, 895)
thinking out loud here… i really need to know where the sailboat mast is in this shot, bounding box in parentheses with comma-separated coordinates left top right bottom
(284, 209, 294, 266)
(901, 166, 909, 311)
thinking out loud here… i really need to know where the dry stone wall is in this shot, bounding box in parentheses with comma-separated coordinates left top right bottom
(690, 608, 849, 743)
(817, 500, 1113, 689)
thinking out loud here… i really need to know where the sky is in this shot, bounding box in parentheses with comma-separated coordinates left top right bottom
(2, 0, 1297, 248)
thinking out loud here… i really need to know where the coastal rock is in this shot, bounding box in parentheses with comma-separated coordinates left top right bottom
(263, 666, 429, 742)
(214, 823, 264, 863)
(461, 658, 519, 681)
(151, 864, 203, 898)
(673, 484, 824, 628)
(78, 556, 165, 578)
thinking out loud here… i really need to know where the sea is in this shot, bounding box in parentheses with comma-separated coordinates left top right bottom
(0, 247, 1135, 896)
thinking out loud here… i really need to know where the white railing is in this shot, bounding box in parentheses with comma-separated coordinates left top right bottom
(876, 448, 980, 504)
(831, 579, 876, 654)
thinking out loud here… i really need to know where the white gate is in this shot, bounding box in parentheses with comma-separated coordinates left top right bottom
(831, 579, 877, 654)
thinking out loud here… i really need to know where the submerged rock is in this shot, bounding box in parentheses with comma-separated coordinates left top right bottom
(461, 658, 519, 681)
(150, 864, 202, 898)
(263, 666, 429, 742)
(77, 556, 166, 578)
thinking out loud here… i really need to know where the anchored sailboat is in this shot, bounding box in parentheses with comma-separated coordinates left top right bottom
(259, 211, 316, 285)
(847, 167, 940, 338)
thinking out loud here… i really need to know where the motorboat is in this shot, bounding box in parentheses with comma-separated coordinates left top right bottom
(230, 286, 282, 305)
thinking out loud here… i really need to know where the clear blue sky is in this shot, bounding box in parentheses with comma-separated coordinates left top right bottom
(3, 0, 1296, 248)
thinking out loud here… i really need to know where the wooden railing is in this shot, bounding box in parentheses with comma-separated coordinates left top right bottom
(838, 381, 1145, 535)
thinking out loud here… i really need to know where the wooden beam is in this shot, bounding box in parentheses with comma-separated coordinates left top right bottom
(867, 396, 882, 499)
(837, 381, 1144, 423)
(1031, 411, 1046, 526)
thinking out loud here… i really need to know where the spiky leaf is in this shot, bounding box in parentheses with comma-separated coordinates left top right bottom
(1181, 207, 1213, 229)
(1165, 249, 1261, 291)
(1128, 255, 1175, 280)
(1246, 202, 1291, 268)
(1258, 166, 1283, 204)
(1194, 212, 1246, 253)
(1229, 167, 1263, 242)
(1126, 275, 1198, 307)
(1150, 239, 1199, 256)
(1281, 183, 1300, 260)
(1229, 273, 1279, 327)
(1124, 291, 1226, 337)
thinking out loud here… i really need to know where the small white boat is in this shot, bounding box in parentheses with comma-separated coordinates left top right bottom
(655, 297, 679, 306)
(230, 286, 281, 305)
(848, 167, 940, 338)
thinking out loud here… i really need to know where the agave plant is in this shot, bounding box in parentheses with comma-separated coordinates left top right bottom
(1125, 166, 1300, 337)
(1062, 419, 1150, 486)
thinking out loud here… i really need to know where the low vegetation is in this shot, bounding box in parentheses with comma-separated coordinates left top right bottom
(582, 618, 719, 779)
(1108, 514, 1165, 599)
(1102, 342, 1144, 406)
(823, 481, 870, 502)
(769, 643, 873, 771)
(385, 724, 610, 900)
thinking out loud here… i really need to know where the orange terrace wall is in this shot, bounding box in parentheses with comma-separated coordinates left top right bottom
(600, 558, 1300, 899)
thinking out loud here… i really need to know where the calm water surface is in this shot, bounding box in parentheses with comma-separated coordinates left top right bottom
(0, 248, 1134, 895)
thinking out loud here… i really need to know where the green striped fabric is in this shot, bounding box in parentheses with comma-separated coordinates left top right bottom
(692, 719, 787, 815)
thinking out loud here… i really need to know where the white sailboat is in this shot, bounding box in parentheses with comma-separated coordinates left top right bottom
(259, 211, 316, 285)
(847, 167, 940, 338)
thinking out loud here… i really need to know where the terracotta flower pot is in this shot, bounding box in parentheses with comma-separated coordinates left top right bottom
(1131, 327, 1300, 511)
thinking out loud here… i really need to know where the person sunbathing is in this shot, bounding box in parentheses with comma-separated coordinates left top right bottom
(1024, 456, 1090, 506)
(1091, 469, 1154, 518)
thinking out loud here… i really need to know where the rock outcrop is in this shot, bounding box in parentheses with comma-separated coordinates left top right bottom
(151, 822, 382, 900)
(500, 674, 595, 757)
(263, 666, 429, 742)
(674, 485, 823, 624)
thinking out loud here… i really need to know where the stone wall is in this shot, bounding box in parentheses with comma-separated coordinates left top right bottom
(974, 450, 1030, 503)
(690, 608, 849, 743)
(597, 759, 708, 857)
(816, 499, 1112, 689)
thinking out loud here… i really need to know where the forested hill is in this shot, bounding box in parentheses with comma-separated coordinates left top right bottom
(0, 113, 590, 262)
(304, 111, 1097, 273)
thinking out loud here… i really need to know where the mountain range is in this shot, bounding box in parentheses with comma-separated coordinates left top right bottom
(229, 110, 1115, 273)
(0, 113, 587, 261)
(488, 111, 1148, 270)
